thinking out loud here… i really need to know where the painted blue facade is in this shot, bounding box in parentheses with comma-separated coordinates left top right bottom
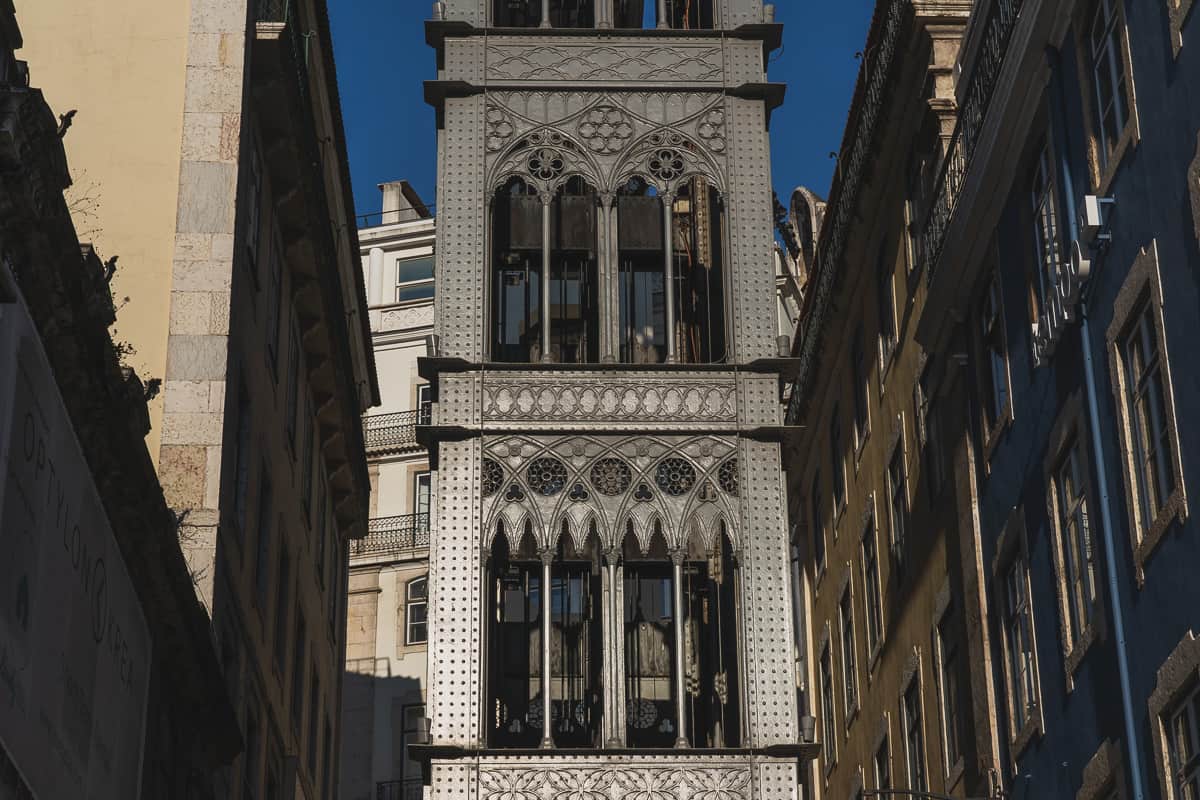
(965, 0, 1200, 796)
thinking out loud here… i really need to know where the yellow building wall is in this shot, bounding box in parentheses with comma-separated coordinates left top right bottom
(19, 0, 193, 461)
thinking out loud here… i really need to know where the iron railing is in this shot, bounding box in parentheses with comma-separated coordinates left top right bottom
(255, 0, 291, 23)
(377, 779, 424, 800)
(786, 0, 910, 424)
(920, 0, 1025, 281)
(353, 514, 431, 557)
(362, 406, 431, 453)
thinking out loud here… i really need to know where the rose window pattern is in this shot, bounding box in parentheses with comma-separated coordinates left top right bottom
(655, 457, 697, 496)
(717, 458, 738, 496)
(527, 456, 568, 496)
(527, 148, 566, 182)
(482, 458, 504, 498)
(589, 457, 633, 496)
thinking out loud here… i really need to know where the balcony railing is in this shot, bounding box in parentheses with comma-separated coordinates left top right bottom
(786, 0, 909, 424)
(363, 406, 431, 454)
(920, 0, 1024, 281)
(255, 0, 290, 22)
(353, 514, 431, 558)
(377, 780, 424, 800)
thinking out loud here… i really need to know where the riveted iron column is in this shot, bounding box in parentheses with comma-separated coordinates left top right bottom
(541, 0, 552, 27)
(541, 192, 553, 363)
(663, 192, 677, 363)
(540, 549, 554, 748)
(671, 548, 688, 747)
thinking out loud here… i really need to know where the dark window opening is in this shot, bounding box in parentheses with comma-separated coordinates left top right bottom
(671, 178, 727, 363)
(550, 178, 600, 364)
(681, 527, 740, 748)
(549, 529, 603, 747)
(492, 179, 544, 362)
(488, 524, 543, 748)
(618, 178, 666, 364)
(623, 526, 676, 748)
(493, 0, 595, 27)
(666, 0, 716, 29)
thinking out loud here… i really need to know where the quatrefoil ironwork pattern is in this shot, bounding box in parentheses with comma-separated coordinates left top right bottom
(577, 106, 634, 154)
(717, 458, 739, 496)
(482, 458, 503, 498)
(527, 456, 568, 496)
(527, 148, 566, 182)
(648, 148, 686, 183)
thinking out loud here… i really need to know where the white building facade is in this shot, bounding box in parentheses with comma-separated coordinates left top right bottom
(419, 2, 813, 797)
(342, 182, 436, 800)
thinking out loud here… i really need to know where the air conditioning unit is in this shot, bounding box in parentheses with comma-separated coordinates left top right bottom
(1077, 195, 1114, 248)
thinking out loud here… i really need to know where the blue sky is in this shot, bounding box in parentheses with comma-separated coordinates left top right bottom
(328, 1, 875, 218)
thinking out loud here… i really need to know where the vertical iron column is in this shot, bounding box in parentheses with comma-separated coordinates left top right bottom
(541, 193, 553, 362)
(663, 192, 677, 363)
(657, 0, 669, 28)
(541, 0, 552, 27)
(671, 550, 688, 747)
(541, 551, 554, 748)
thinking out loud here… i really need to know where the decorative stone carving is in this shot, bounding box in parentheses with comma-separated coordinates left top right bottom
(477, 764, 752, 800)
(482, 379, 738, 423)
(577, 105, 634, 154)
(486, 42, 724, 83)
(485, 103, 516, 153)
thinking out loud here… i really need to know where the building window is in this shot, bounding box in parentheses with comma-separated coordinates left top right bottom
(414, 471, 432, 529)
(396, 255, 435, 303)
(1168, 682, 1200, 798)
(492, 0, 597, 27)
(401, 704, 427, 794)
(329, 542, 344, 635)
(406, 576, 428, 646)
(902, 679, 928, 793)
(1124, 303, 1177, 535)
(321, 717, 333, 799)
(245, 144, 263, 283)
(831, 406, 846, 515)
(839, 584, 859, 721)
(978, 268, 1011, 437)
(1030, 140, 1062, 331)
(852, 329, 870, 454)
(233, 384, 252, 536)
(862, 513, 884, 655)
(254, 468, 273, 612)
(811, 474, 826, 576)
(274, 544, 291, 672)
(887, 440, 908, 563)
(1150, 634, 1200, 800)
(878, 250, 897, 371)
(1001, 552, 1041, 741)
(915, 360, 945, 500)
(417, 383, 432, 423)
(1108, 244, 1187, 581)
(290, 611, 306, 731)
(935, 601, 965, 775)
(316, 484, 329, 588)
(875, 731, 892, 790)
(245, 693, 263, 796)
(1087, 0, 1133, 177)
(1054, 438, 1098, 653)
(819, 639, 837, 768)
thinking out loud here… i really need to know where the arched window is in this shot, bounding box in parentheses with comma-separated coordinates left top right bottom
(491, 176, 600, 363)
(549, 526, 603, 746)
(622, 523, 678, 747)
(406, 576, 428, 645)
(617, 176, 727, 364)
(488, 524, 543, 747)
(681, 524, 740, 747)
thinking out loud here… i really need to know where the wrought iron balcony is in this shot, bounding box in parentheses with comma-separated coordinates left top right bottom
(353, 514, 431, 558)
(376, 779, 424, 800)
(363, 405, 431, 454)
(920, 0, 1024, 281)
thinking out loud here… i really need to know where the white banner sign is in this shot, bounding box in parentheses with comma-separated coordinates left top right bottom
(0, 286, 150, 799)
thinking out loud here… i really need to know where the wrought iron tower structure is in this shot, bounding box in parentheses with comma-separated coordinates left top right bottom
(420, 1, 809, 797)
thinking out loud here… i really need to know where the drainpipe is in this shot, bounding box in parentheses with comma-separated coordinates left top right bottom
(1048, 45, 1146, 800)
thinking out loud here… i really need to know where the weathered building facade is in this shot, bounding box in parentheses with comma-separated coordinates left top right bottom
(342, 182, 436, 800)
(418, 0, 814, 797)
(789, 0, 1200, 797)
(18, 1, 380, 798)
(0, 5, 238, 796)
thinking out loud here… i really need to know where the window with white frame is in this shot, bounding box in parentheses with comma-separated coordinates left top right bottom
(902, 679, 928, 792)
(1054, 438, 1098, 651)
(978, 268, 1011, 434)
(831, 406, 846, 514)
(1123, 301, 1178, 535)
(1031, 140, 1062, 328)
(875, 731, 891, 790)
(820, 640, 837, 766)
(1002, 554, 1040, 735)
(1167, 681, 1200, 799)
(406, 576, 428, 645)
(417, 383, 432, 423)
(878, 250, 897, 369)
(852, 329, 870, 452)
(811, 473, 826, 575)
(1087, 0, 1133, 175)
(862, 514, 883, 654)
(887, 442, 908, 562)
(395, 255, 435, 303)
(935, 601, 964, 774)
(414, 471, 432, 524)
(915, 361, 945, 500)
(840, 585, 859, 720)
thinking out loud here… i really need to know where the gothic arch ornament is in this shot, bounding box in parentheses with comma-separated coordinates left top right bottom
(488, 128, 604, 197)
(480, 435, 741, 554)
(612, 128, 725, 196)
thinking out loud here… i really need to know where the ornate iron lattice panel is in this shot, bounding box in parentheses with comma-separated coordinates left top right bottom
(717, 458, 739, 496)
(527, 456, 568, 496)
(590, 457, 633, 496)
(655, 456, 698, 496)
